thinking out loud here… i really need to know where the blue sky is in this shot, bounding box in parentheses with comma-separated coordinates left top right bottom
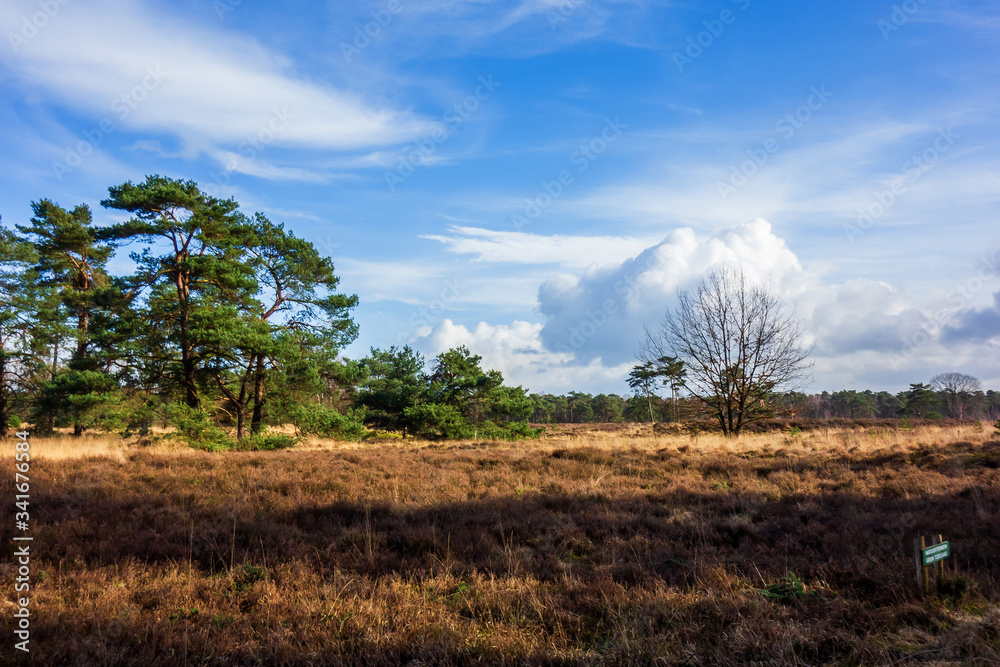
(2, 0, 1000, 395)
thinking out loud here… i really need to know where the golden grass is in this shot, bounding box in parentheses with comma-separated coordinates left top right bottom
(5, 422, 992, 459)
(0, 432, 190, 462)
(2, 423, 998, 665)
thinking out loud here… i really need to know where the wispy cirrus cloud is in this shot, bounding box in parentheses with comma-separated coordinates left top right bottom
(0, 0, 439, 180)
(423, 225, 659, 268)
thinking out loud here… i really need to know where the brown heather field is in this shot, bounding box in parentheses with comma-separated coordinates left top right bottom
(2, 423, 999, 665)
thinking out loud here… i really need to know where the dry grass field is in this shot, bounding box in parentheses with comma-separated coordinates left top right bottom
(2, 423, 999, 665)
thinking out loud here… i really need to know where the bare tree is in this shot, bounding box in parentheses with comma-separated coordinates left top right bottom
(930, 372, 981, 419)
(643, 267, 812, 436)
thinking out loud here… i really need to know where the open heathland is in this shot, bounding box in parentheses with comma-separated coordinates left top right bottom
(2, 423, 999, 665)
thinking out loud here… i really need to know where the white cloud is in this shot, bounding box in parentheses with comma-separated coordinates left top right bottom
(424, 225, 659, 268)
(337, 258, 452, 305)
(535, 219, 805, 364)
(0, 0, 438, 177)
(325, 0, 626, 60)
(410, 220, 1000, 394)
(411, 318, 634, 394)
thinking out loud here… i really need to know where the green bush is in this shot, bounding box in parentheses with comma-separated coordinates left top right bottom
(8, 415, 21, 429)
(167, 403, 232, 451)
(104, 393, 168, 438)
(478, 419, 543, 441)
(289, 404, 366, 441)
(234, 433, 299, 451)
(758, 572, 814, 603)
(404, 403, 469, 440)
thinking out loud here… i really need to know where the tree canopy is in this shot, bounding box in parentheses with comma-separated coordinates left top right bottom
(644, 267, 813, 436)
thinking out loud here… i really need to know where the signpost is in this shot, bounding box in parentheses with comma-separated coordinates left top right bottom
(922, 541, 949, 566)
(914, 535, 950, 594)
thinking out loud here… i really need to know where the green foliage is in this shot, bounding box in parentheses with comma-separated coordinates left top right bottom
(166, 403, 231, 451)
(995, 420, 1000, 437)
(425, 345, 534, 438)
(354, 345, 537, 441)
(478, 419, 543, 441)
(903, 383, 942, 419)
(34, 369, 120, 434)
(113, 394, 167, 439)
(289, 403, 366, 441)
(234, 433, 299, 451)
(8, 415, 21, 428)
(403, 403, 469, 440)
(231, 564, 267, 592)
(936, 574, 974, 606)
(357, 346, 426, 433)
(758, 573, 812, 603)
(100, 175, 259, 410)
(627, 361, 660, 423)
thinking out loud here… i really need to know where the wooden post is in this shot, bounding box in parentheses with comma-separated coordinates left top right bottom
(936, 534, 945, 582)
(914, 537, 924, 593)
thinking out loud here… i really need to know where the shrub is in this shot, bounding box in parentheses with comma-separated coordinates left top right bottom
(235, 433, 299, 451)
(289, 404, 366, 441)
(478, 419, 544, 441)
(758, 573, 813, 603)
(166, 403, 232, 451)
(404, 403, 468, 440)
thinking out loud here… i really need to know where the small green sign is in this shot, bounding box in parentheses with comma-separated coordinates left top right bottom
(922, 542, 950, 566)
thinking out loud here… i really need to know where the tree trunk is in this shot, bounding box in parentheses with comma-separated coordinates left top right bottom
(76, 308, 89, 360)
(236, 406, 246, 441)
(250, 355, 266, 435)
(177, 268, 199, 410)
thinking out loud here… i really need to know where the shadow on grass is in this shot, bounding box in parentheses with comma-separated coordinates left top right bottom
(11, 439, 1000, 606)
(3, 439, 999, 665)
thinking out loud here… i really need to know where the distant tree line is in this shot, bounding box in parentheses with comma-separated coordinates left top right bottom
(530, 377, 1000, 425)
(0, 176, 537, 447)
(785, 377, 1000, 421)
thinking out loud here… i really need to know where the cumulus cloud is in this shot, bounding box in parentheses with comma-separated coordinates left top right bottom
(536, 219, 804, 364)
(943, 291, 1000, 344)
(410, 318, 633, 394)
(408, 220, 1000, 394)
(801, 279, 930, 356)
